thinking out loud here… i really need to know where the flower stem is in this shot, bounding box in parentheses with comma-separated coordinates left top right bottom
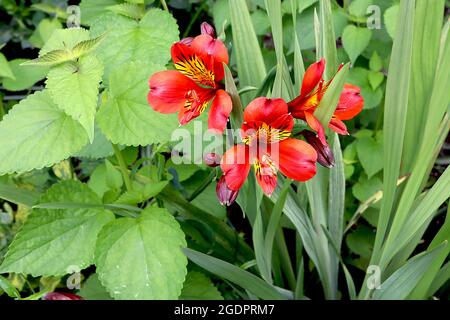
(160, 0, 169, 12)
(112, 144, 133, 192)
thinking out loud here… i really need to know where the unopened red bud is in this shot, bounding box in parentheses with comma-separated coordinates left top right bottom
(204, 152, 221, 167)
(179, 37, 193, 45)
(200, 22, 216, 38)
(43, 292, 83, 300)
(216, 176, 238, 206)
(301, 130, 335, 168)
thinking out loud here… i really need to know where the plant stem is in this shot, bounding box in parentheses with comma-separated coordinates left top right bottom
(160, 0, 169, 12)
(187, 168, 216, 202)
(182, 3, 206, 38)
(112, 144, 133, 191)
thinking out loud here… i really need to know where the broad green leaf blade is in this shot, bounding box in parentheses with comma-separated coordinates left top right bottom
(0, 53, 15, 79)
(0, 182, 40, 207)
(373, 243, 447, 300)
(95, 207, 187, 300)
(97, 61, 185, 146)
(114, 181, 169, 205)
(0, 180, 114, 276)
(46, 56, 103, 141)
(71, 33, 106, 58)
(371, 0, 415, 263)
(179, 271, 223, 300)
(2, 59, 48, 92)
(0, 91, 89, 175)
(40, 28, 90, 56)
(29, 18, 62, 49)
(314, 63, 349, 127)
(253, 208, 271, 283)
(22, 50, 73, 67)
(429, 261, 450, 296)
(77, 273, 112, 300)
(75, 125, 114, 159)
(403, 0, 445, 173)
(342, 25, 372, 64)
(183, 248, 282, 300)
(79, 0, 121, 26)
(90, 9, 179, 81)
(106, 3, 145, 20)
(229, 0, 266, 103)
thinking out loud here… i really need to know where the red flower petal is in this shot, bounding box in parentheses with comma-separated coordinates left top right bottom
(221, 144, 251, 191)
(254, 155, 278, 195)
(328, 117, 349, 135)
(208, 89, 232, 133)
(148, 70, 200, 114)
(200, 22, 216, 38)
(334, 84, 364, 120)
(274, 138, 317, 182)
(304, 111, 327, 145)
(171, 42, 216, 87)
(301, 58, 325, 98)
(191, 34, 228, 81)
(177, 88, 215, 125)
(43, 292, 83, 300)
(243, 97, 289, 127)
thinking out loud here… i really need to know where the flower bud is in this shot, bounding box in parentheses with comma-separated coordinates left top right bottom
(204, 152, 221, 167)
(301, 130, 335, 168)
(179, 37, 193, 46)
(200, 22, 216, 38)
(43, 292, 83, 300)
(216, 176, 238, 206)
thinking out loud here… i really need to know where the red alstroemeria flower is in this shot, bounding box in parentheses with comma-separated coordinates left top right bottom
(220, 98, 317, 196)
(147, 23, 232, 132)
(288, 59, 364, 143)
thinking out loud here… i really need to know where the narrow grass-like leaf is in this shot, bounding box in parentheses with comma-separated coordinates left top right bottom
(253, 209, 271, 282)
(373, 243, 447, 300)
(370, 0, 415, 262)
(428, 261, 450, 296)
(319, 0, 338, 79)
(223, 63, 243, 128)
(183, 248, 282, 300)
(314, 63, 349, 128)
(229, 0, 266, 103)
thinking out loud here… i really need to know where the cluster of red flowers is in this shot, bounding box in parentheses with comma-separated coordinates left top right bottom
(148, 23, 363, 205)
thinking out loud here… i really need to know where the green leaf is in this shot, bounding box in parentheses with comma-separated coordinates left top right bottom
(29, 18, 62, 49)
(346, 225, 374, 259)
(0, 182, 40, 207)
(79, 0, 122, 26)
(22, 50, 75, 67)
(71, 33, 106, 58)
(97, 61, 183, 146)
(183, 248, 282, 300)
(179, 271, 223, 300)
(107, 3, 145, 20)
(0, 91, 89, 175)
(0, 180, 114, 276)
(105, 160, 123, 190)
(114, 181, 168, 205)
(348, 0, 372, 17)
(75, 125, 114, 159)
(229, 0, 266, 103)
(77, 274, 112, 300)
(356, 136, 383, 178)
(384, 5, 399, 39)
(352, 175, 382, 203)
(372, 0, 415, 267)
(314, 63, 349, 127)
(0, 275, 21, 299)
(0, 53, 15, 79)
(90, 9, 179, 81)
(369, 51, 383, 71)
(46, 55, 103, 142)
(342, 25, 372, 64)
(40, 28, 90, 56)
(2, 59, 48, 91)
(95, 207, 187, 300)
(373, 243, 447, 299)
(368, 70, 384, 90)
